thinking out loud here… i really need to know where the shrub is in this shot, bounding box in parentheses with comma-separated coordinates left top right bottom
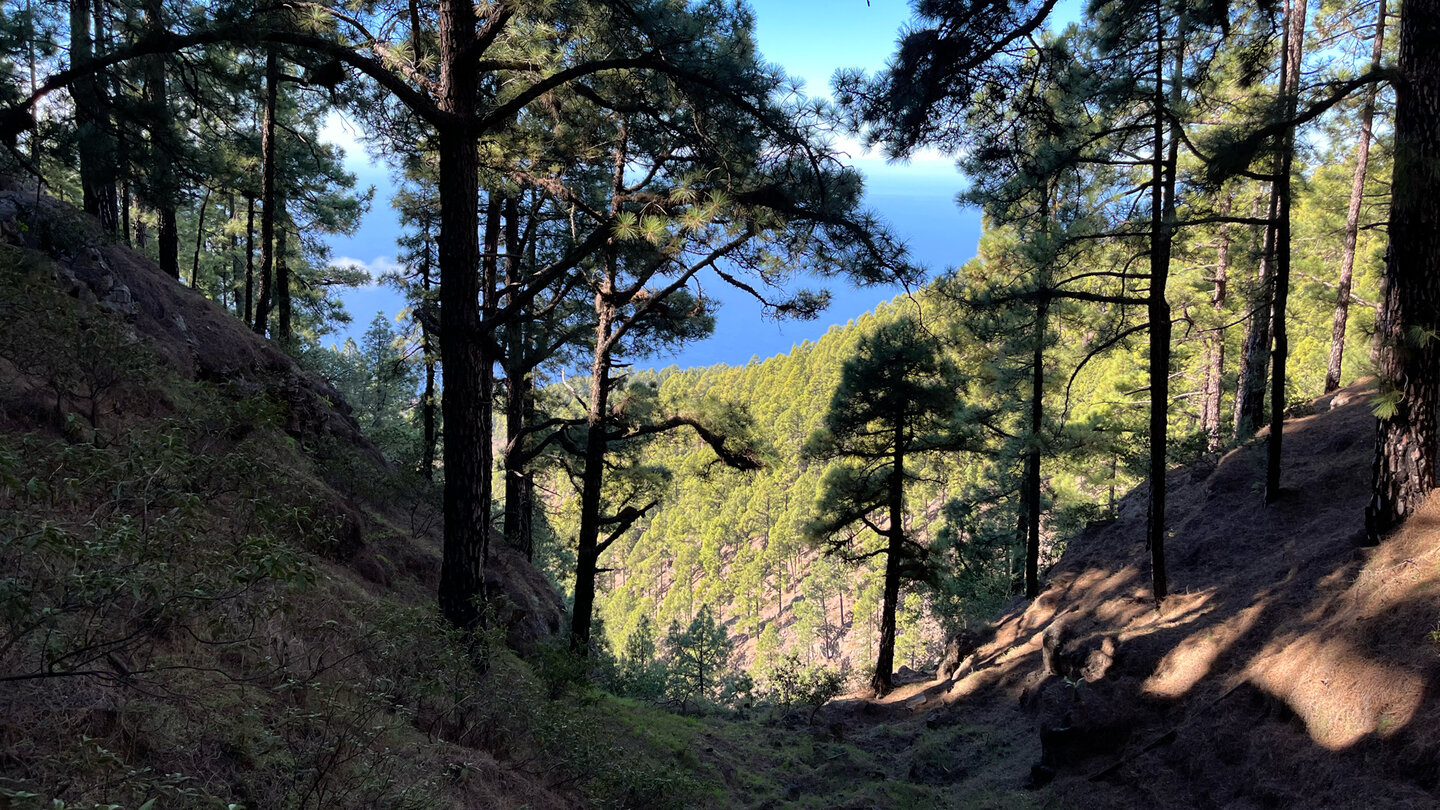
(758, 652, 845, 722)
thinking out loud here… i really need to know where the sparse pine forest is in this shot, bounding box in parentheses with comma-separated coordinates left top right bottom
(3, 0, 1440, 807)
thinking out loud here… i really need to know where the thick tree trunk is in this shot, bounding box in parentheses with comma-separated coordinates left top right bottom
(1368, 0, 1440, 541)
(1234, 193, 1278, 441)
(1265, 0, 1306, 503)
(434, 0, 490, 630)
(1325, 0, 1386, 394)
(156, 201, 179, 281)
(70, 0, 119, 233)
(252, 49, 280, 337)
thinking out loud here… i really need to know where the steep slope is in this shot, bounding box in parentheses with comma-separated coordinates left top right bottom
(821, 381, 1440, 808)
(0, 176, 576, 809)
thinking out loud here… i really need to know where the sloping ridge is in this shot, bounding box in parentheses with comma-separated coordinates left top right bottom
(844, 382, 1440, 808)
(0, 175, 375, 451)
(0, 174, 563, 647)
(0, 177, 572, 809)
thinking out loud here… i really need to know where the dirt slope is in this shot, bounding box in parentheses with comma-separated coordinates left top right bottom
(825, 382, 1440, 809)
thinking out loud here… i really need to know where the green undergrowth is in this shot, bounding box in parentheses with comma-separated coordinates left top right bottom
(0, 248, 1052, 809)
(556, 694, 1053, 809)
(0, 253, 517, 809)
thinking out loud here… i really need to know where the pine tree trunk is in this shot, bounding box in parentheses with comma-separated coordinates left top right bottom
(419, 232, 437, 480)
(156, 201, 179, 281)
(1367, 0, 1440, 541)
(227, 193, 241, 315)
(70, 0, 118, 233)
(144, 0, 178, 278)
(872, 424, 905, 696)
(571, 275, 616, 652)
(1203, 197, 1232, 452)
(191, 185, 210, 288)
(1265, 0, 1305, 502)
(434, 0, 491, 630)
(1144, 2, 1177, 602)
(501, 193, 534, 558)
(1234, 195, 1277, 441)
(252, 49, 279, 337)
(276, 209, 291, 349)
(244, 196, 255, 328)
(1325, 0, 1386, 394)
(1023, 294, 1046, 598)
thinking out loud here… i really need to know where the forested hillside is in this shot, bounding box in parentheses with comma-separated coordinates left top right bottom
(6, 0, 1440, 805)
(568, 118, 1390, 682)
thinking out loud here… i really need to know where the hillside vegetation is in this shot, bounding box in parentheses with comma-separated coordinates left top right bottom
(5, 0, 1440, 799)
(0, 178, 702, 810)
(5, 177, 1439, 809)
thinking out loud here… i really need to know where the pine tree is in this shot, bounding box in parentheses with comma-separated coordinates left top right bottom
(803, 317, 972, 695)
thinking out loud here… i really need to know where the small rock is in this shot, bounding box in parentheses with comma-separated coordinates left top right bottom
(100, 283, 138, 318)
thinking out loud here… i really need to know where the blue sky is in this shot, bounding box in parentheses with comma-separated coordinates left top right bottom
(321, 0, 983, 370)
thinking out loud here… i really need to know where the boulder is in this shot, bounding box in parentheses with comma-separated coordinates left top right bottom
(937, 629, 979, 680)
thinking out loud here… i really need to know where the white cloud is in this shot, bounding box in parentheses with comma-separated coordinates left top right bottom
(319, 110, 388, 180)
(830, 133, 954, 167)
(332, 255, 404, 285)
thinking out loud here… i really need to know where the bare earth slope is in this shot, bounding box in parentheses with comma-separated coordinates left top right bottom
(825, 382, 1440, 809)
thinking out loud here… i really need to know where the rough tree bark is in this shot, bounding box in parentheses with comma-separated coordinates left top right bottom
(570, 245, 617, 652)
(433, 0, 491, 628)
(69, 0, 119, 233)
(244, 195, 255, 328)
(419, 223, 438, 481)
(1367, 0, 1440, 542)
(1022, 291, 1047, 599)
